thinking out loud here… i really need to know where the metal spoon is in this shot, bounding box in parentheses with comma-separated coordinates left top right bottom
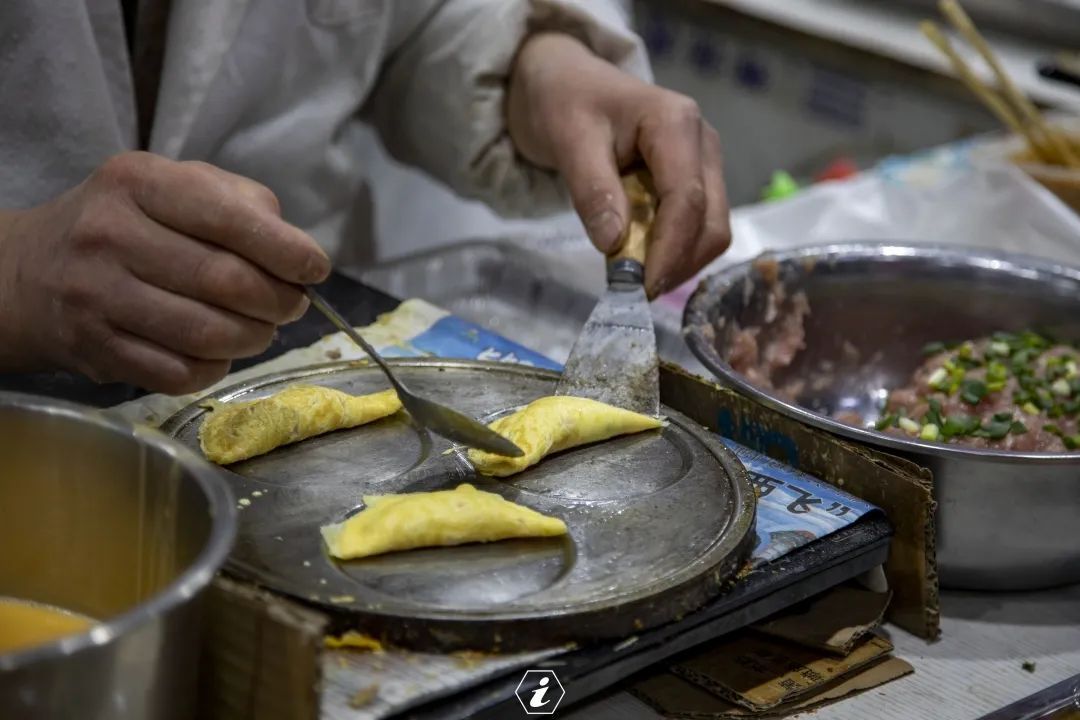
(304, 287, 524, 457)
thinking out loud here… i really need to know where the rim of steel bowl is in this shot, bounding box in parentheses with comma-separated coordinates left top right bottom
(683, 241, 1080, 466)
(0, 391, 236, 672)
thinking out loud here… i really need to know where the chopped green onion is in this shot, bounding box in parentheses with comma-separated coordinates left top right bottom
(1067, 361, 1079, 379)
(875, 413, 897, 431)
(1021, 331, 1050, 350)
(957, 356, 981, 370)
(919, 423, 940, 441)
(981, 419, 1012, 439)
(1044, 423, 1062, 436)
(987, 361, 1009, 381)
(987, 381, 1006, 393)
(1022, 402, 1041, 416)
(924, 398, 945, 426)
(898, 417, 920, 434)
(958, 342, 974, 359)
(989, 341, 1011, 356)
(922, 341, 946, 356)
(960, 379, 987, 405)
(1052, 378, 1072, 397)
(942, 414, 979, 437)
(1011, 349, 1035, 371)
(927, 367, 948, 389)
(1011, 420, 1028, 434)
(1066, 435, 1080, 450)
(993, 411, 1014, 422)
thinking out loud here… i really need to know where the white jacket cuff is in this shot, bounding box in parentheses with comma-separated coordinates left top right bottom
(366, 0, 652, 218)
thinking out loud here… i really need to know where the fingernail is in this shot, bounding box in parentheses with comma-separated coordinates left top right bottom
(289, 296, 310, 322)
(303, 251, 332, 284)
(585, 210, 623, 253)
(649, 276, 671, 298)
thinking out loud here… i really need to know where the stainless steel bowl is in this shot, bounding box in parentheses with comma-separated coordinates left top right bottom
(0, 392, 236, 719)
(684, 242, 1080, 591)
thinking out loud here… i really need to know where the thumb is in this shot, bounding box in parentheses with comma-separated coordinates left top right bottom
(556, 126, 629, 254)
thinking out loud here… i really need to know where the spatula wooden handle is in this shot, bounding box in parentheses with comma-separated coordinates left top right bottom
(611, 169, 657, 266)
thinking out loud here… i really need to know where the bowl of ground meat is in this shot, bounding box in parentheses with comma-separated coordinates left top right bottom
(684, 242, 1080, 590)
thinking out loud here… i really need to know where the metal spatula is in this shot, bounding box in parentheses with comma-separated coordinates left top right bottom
(555, 170, 660, 416)
(305, 287, 524, 457)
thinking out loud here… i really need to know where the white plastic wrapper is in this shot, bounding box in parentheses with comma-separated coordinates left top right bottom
(655, 162, 1080, 316)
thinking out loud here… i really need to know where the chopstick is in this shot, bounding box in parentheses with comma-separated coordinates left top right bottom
(921, 0, 1080, 169)
(938, 0, 1080, 168)
(918, 21, 1055, 163)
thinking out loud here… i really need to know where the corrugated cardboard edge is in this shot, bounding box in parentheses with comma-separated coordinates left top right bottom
(632, 656, 915, 719)
(200, 576, 328, 720)
(670, 632, 894, 711)
(660, 363, 940, 640)
(752, 585, 893, 655)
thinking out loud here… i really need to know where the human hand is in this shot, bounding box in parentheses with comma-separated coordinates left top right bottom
(508, 33, 730, 297)
(0, 152, 330, 393)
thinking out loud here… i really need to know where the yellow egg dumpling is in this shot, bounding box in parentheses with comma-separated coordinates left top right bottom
(321, 484, 567, 560)
(467, 396, 663, 477)
(199, 385, 401, 464)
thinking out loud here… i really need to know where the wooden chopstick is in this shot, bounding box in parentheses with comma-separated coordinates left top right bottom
(938, 0, 1080, 168)
(919, 21, 1057, 164)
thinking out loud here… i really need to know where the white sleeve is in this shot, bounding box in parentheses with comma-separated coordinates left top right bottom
(364, 0, 652, 218)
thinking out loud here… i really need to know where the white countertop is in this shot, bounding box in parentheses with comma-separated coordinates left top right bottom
(569, 583, 1080, 719)
(695, 0, 1080, 111)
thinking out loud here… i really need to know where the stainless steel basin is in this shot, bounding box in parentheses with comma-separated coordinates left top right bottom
(0, 392, 236, 719)
(684, 243, 1080, 590)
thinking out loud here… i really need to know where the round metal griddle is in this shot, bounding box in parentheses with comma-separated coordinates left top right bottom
(162, 359, 756, 650)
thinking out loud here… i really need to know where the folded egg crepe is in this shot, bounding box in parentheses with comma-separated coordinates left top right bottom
(321, 483, 567, 559)
(467, 396, 663, 477)
(199, 385, 401, 464)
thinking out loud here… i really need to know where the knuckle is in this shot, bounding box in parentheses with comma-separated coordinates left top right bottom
(69, 201, 120, 254)
(279, 286, 307, 322)
(95, 152, 148, 190)
(668, 94, 701, 124)
(180, 160, 217, 175)
(251, 322, 277, 353)
(198, 255, 284, 318)
(191, 252, 227, 298)
(705, 223, 733, 254)
(57, 268, 101, 311)
(703, 123, 723, 151)
(684, 180, 708, 215)
(247, 182, 281, 214)
(575, 181, 619, 218)
(175, 311, 219, 356)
